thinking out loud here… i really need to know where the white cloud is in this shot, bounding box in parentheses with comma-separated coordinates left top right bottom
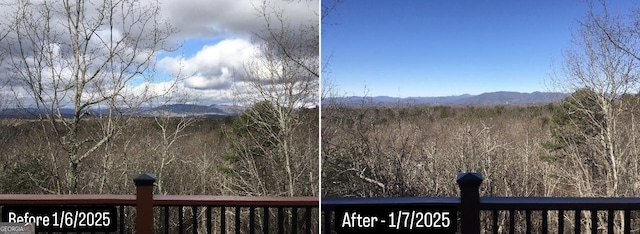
(0, 0, 319, 107)
(158, 38, 258, 91)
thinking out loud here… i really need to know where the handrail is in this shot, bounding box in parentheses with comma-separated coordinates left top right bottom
(0, 194, 136, 205)
(153, 195, 318, 206)
(321, 196, 459, 207)
(480, 196, 640, 210)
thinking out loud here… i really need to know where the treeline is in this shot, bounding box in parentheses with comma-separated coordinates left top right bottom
(322, 92, 640, 199)
(321, 90, 640, 232)
(0, 104, 318, 197)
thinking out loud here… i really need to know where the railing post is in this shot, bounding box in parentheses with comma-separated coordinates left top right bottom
(134, 173, 156, 234)
(457, 172, 483, 234)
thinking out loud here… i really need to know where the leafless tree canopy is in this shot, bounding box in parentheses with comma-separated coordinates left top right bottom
(0, 0, 178, 194)
(222, 0, 319, 198)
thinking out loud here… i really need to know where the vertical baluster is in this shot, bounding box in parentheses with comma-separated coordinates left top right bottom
(558, 210, 564, 233)
(235, 206, 241, 234)
(278, 207, 284, 234)
(263, 207, 269, 234)
(526, 210, 531, 234)
(574, 210, 581, 234)
(590, 209, 597, 234)
(250, 207, 255, 234)
(206, 206, 212, 234)
(221, 207, 226, 234)
(624, 209, 630, 234)
(164, 206, 169, 234)
(179, 206, 184, 234)
(292, 207, 298, 233)
(119, 205, 125, 234)
(607, 210, 614, 234)
(542, 209, 548, 234)
(192, 206, 198, 234)
(492, 210, 498, 234)
(509, 210, 515, 234)
(305, 207, 312, 234)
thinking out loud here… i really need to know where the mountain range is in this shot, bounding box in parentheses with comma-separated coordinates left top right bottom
(324, 91, 569, 106)
(0, 92, 568, 118)
(0, 104, 243, 119)
(139, 104, 242, 117)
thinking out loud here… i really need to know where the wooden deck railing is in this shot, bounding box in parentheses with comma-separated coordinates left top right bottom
(322, 173, 640, 234)
(0, 173, 319, 233)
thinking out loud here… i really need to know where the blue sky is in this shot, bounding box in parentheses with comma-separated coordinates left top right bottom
(322, 1, 638, 97)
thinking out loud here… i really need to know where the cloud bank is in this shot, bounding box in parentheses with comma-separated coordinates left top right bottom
(0, 0, 319, 107)
(156, 0, 319, 105)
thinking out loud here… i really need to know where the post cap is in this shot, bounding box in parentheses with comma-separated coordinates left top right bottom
(456, 172, 483, 187)
(133, 173, 156, 186)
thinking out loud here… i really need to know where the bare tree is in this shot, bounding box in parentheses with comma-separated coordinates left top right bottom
(149, 91, 196, 195)
(225, 0, 318, 198)
(548, 0, 640, 198)
(0, 0, 178, 194)
(546, 1, 640, 231)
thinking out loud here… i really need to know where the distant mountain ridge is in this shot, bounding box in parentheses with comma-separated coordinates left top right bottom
(0, 92, 567, 118)
(140, 104, 242, 117)
(325, 91, 569, 106)
(0, 103, 243, 119)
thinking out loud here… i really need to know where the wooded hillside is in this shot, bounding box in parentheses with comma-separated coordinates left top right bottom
(0, 106, 318, 197)
(322, 96, 640, 198)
